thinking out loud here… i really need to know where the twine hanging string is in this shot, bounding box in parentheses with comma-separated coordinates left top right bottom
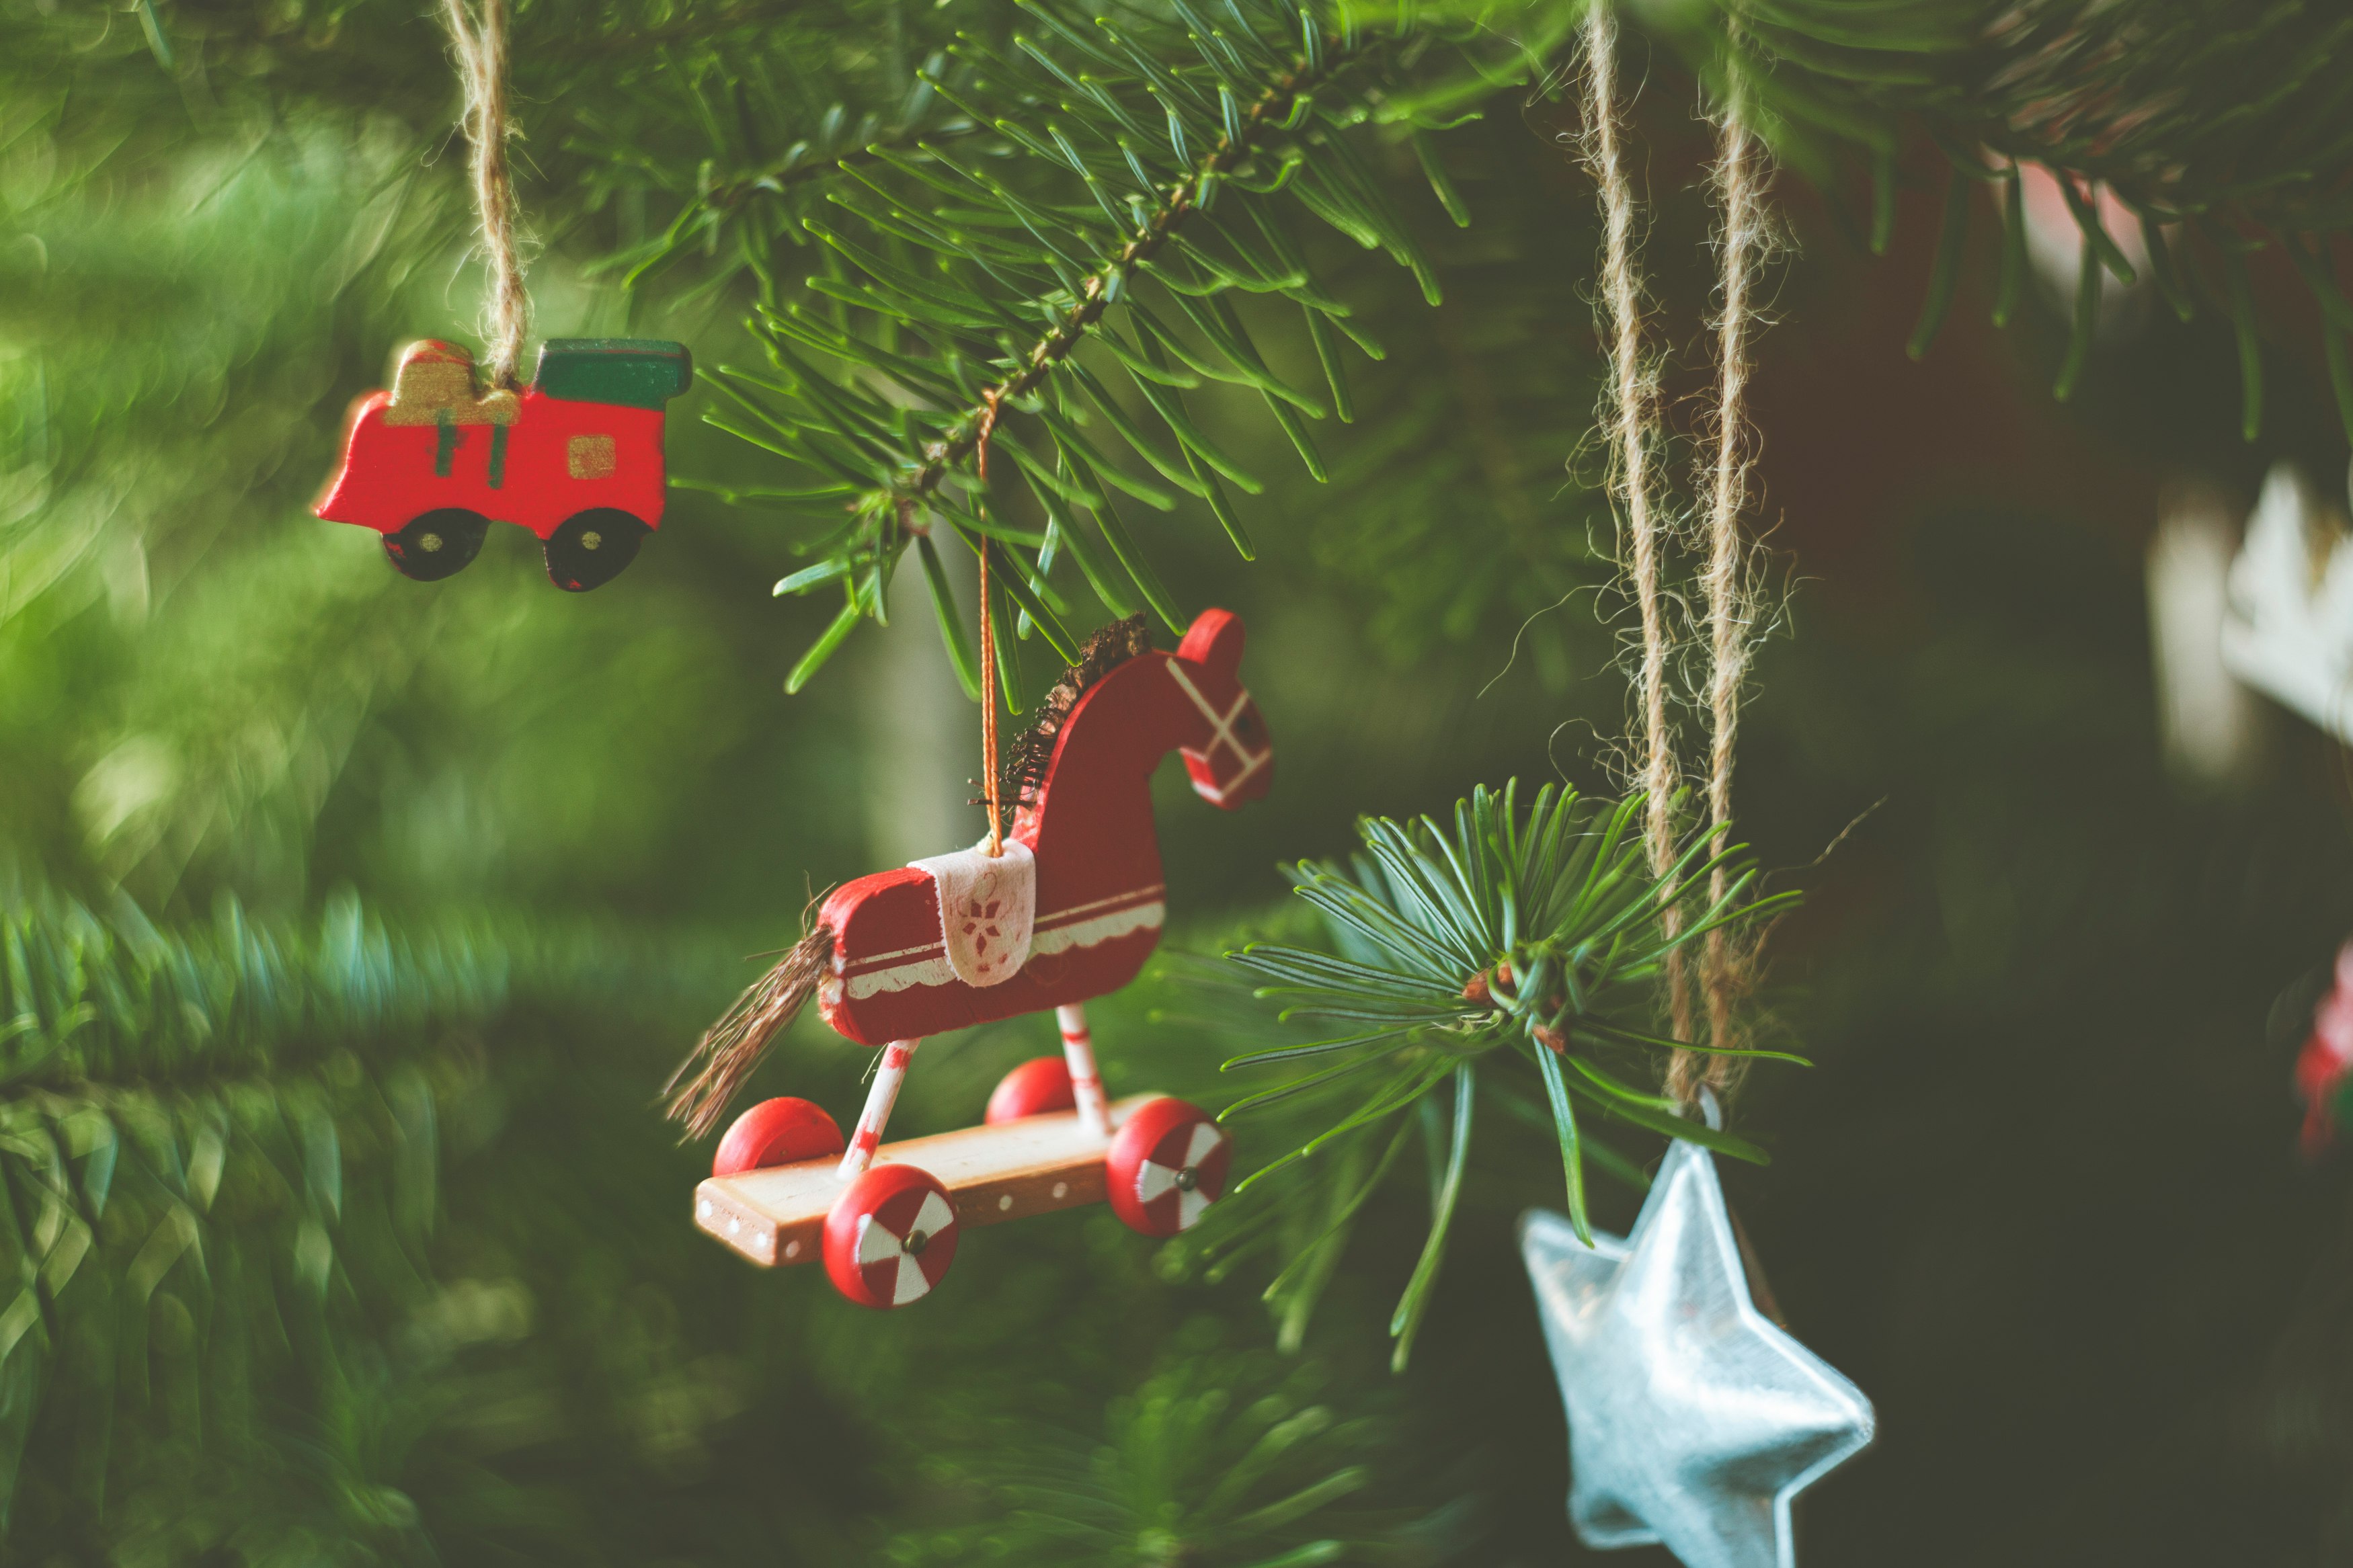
(1575, 2, 1691, 1046)
(975, 392, 1007, 858)
(442, 0, 530, 388)
(1683, 106, 1770, 1103)
(1578, 13, 1774, 1108)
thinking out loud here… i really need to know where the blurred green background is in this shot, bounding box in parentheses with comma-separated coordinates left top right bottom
(6, 2, 2353, 1563)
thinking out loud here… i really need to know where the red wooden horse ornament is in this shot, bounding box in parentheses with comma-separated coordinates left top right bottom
(670, 609, 1271, 1307)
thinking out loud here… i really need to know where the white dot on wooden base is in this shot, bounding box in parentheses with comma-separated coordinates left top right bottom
(699, 1200, 713, 1219)
(727, 1217, 741, 1235)
(1051, 1182, 1068, 1200)
(785, 1240, 800, 1259)
(998, 1194, 1013, 1211)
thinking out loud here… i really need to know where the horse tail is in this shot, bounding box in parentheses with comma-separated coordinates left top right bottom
(664, 922, 834, 1139)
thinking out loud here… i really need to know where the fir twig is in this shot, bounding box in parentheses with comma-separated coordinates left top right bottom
(735, 0, 1516, 692)
(1220, 780, 1802, 1366)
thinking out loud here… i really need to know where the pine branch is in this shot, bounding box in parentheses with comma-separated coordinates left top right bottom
(0, 886, 518, 1549)
(889, 1342, 1441, 1564)
(738, 0, 1519, 692)
(0, 891, 510, 1090)
(1218, 781, 1802, 1363)
(699, 120, 983, 216)
(898, 40, 1340, 505)
(1646, 0, 2353, 438)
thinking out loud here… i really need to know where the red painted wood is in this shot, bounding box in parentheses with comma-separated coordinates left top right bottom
(815, 609, 1271, 1047)
(823, 1162, 959, 1309)
(317, 383, 670, 540)
(1105, 1097, 1230, 1237)
(985, 1057, 1078, 1124)
(713, 1097, 846, 1177)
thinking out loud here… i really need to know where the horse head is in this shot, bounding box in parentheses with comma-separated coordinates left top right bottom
(1168, 608, 1273, 809)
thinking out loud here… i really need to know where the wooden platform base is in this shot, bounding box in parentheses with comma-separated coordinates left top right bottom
(694, 1095, 1152, 1268)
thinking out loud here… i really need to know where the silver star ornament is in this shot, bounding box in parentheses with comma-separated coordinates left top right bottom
(1519, 1132, 1874, 1568)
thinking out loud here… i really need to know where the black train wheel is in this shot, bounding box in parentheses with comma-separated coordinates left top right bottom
(543, 509, 649, 592)
(383, 509, 489, 582)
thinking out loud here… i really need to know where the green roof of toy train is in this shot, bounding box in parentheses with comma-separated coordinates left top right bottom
(533, 339, 693, 409)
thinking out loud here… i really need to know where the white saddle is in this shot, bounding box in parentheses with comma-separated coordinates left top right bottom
(908, 837, 1036, 988)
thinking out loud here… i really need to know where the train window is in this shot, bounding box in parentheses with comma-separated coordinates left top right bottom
(567, 435, 618, 479)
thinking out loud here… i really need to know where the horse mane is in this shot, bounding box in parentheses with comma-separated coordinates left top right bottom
(1000, 613, 1154, 810)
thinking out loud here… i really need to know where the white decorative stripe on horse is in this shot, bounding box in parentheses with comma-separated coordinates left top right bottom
(1165, 660, 1269, 804)
(840, 882, 1166, 1000)
(908, 837, 1035, 988)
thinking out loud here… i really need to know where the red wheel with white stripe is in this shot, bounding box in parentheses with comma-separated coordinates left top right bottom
(824, 1163, 959, 1309)
(986, 1057, 1076, 1124)
(1105, 1098, 1231, 1237)
(711, 1097, 845, 1177)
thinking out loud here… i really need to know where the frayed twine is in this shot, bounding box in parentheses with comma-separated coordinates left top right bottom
(1576, 12, 1778, 1108)
(1574, 2, 1689, 1048)
(664, 911, 835, 1140)
(441, 0, 530, 388)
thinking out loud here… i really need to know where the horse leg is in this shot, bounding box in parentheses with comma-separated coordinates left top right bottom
(1057, 1004, 1110, 1137)
(838, 1038, 921, 1180)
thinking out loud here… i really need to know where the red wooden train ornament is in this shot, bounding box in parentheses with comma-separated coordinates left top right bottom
(680, 609, 1271, 1309)
(317, 337, 691, 591)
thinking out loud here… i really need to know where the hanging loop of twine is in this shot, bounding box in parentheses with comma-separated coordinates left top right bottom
(975, 392, 1007, 857)
(1577, 2, 1689, 1045)
(1578, 9, 1769, 1112)
(1692, 107, 1766, 1093)
(442, 0, 530, 388)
